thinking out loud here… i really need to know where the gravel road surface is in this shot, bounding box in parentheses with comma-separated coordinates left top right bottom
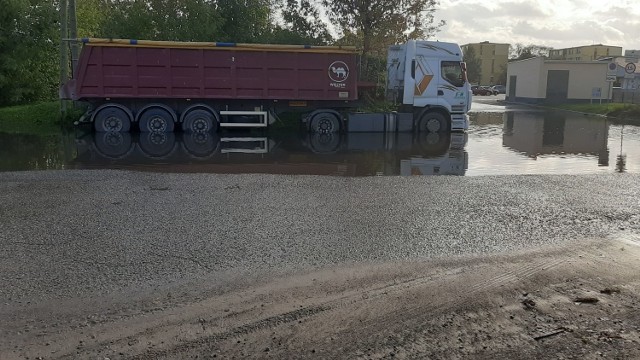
(1, 170, 639, 359)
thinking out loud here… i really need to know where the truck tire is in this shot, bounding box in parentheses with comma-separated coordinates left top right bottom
(94, 106, 131, 132)
(139, 107, 175, 132)
(310, 112, 340, 133)
(138, 132, 176, 158)
(182, 109, 218, 133)
(418, 111, 449, 133)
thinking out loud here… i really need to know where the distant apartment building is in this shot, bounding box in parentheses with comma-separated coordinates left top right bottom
(461, 41, 510, 85)
(548, 44, 622, 61)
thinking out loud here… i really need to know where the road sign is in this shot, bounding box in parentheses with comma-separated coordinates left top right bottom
(606, 74, 616, 82)
(591, 87, 602, 98)
(607, 62, 617, 75)
(625, 62, 637, 74)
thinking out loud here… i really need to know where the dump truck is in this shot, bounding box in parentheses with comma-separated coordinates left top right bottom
(60, 38, 470, 133)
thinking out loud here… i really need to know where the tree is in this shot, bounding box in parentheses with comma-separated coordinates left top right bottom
(463, 46, 481, 85)
(269, 0, 332, 45)
(100, 0, 223, 42)
(322, 0, 445, 58)
(215, 0, 274, 42)
(0, 0, 59, 106)
(76, 0, 108, 37)
(495, 63, 507, 86)
(510, 43, 552, 61)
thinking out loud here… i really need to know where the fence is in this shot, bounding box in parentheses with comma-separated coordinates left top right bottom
(612, 88, 640, 104)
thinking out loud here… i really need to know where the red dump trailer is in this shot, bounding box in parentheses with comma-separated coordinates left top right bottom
(60, 38, 359, 133)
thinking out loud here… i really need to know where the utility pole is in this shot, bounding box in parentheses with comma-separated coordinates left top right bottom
(68, 0, 79, 77)
(59, 0, 69, 114)
(60, 0, 78, 114)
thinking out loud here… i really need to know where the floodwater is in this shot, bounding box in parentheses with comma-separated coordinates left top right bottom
(1, 110, 639, 176)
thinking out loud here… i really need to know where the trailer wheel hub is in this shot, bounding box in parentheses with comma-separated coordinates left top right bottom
(318, 119, 333, 132)
(193, 118, 209, 132)
(105, 116, 123, 131)
(149, 117, 167, 132)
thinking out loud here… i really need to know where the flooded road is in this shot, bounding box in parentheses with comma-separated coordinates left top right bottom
(1, 108, 639, 175)
(3, 101, 640, 359)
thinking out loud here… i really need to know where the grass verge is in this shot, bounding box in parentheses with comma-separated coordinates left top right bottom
(546, 103, 640, 122)
(0, 101, 82, 135)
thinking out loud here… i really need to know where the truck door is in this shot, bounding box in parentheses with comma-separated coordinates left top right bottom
(402, 41, 417, 105)
(438, 61, 467, 109)
(409, 55, 439, 107)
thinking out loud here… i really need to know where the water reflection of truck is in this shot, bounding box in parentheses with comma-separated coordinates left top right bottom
(60, 39, 470, 134)
(73, 132, 468, 176)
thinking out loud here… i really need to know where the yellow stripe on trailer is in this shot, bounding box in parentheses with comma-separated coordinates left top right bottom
(79, 38, 359, 54)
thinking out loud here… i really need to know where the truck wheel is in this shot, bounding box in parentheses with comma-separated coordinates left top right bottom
(310, 112, 340, 133)
(94, 106, 131, 132)
(138, 132, 176, 158)
(182, 109, 217, 133)
(418, 112, 448, 133)
(139, 108, 175, 132)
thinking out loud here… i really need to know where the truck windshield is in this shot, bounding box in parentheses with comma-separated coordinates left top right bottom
(441, 61, 465, 87)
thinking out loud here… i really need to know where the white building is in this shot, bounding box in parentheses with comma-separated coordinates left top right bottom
(506, 57, 611, 104)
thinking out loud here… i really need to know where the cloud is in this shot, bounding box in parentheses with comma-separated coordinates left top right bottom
(512, 20, 627, 47)
(433, 0, 640, 51)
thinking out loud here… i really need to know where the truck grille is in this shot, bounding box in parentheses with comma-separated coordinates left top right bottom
(451, 105, 465, 113)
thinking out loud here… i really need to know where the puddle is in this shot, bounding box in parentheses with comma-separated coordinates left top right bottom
(466, 111, 639, 175)
(1, 110, 639, 176)
(69, 131, 468, 176)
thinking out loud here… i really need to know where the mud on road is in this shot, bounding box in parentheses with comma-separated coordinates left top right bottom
(3, 237, 640, 359)
(2, 171, 640, 359)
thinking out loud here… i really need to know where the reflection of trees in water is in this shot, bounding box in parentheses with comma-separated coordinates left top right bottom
(0, 133, 72, 171)
(616, 154, 626, 173)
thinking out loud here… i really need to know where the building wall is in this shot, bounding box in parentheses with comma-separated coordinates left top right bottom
(506, 57, 545, 100)
(549, 45, 623, 61)
(462, 42, 510, 85)
(543, 62, 610, 100)
(506, 58, 610, 103)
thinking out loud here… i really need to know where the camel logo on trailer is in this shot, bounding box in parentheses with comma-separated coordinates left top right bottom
(328, 61, 349, 83)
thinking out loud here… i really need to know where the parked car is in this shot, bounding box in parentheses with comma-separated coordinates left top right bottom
(482, 86, 498, 95)
(491, 85, 506, 94)
(471, 85, 494, 96)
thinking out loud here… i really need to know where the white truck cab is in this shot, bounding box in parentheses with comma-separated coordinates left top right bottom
(387, 40, 471, 132)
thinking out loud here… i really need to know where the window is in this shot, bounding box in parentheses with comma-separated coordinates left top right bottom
(441, 61, 465, 87)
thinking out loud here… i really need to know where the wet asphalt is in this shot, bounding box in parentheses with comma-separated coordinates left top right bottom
(1, 170, 639, 303)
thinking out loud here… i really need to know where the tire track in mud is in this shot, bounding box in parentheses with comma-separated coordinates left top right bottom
(126, 270, 465, 359)
(133, 251, 570, 358)
(62, 243, 598, 359)
(338, 251, 578, 358)
(346, 243, 620, 359)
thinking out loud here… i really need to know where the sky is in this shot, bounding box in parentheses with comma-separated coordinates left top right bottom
(431, 0, 640, 52)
